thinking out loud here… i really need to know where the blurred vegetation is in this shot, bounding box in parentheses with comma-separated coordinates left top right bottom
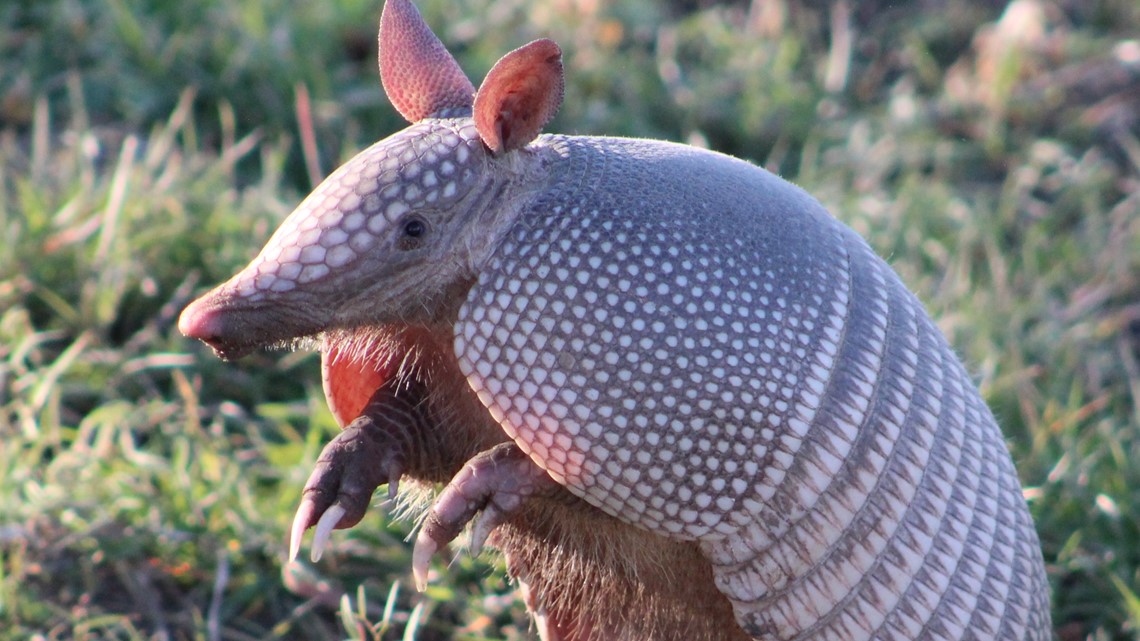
(2, 0, 1139, 639)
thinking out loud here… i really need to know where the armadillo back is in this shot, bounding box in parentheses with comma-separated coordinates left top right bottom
(454, 135, 1050, 640)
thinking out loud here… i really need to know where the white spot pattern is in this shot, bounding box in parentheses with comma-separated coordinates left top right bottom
(454, 136, 1050, 641)
(456, 139, 851, 538)
(222, 120, 481, 300)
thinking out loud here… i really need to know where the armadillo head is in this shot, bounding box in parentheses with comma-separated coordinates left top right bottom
(178, 0, 563, 360)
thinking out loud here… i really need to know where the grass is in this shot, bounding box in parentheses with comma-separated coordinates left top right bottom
(2, 0, 1139, 639)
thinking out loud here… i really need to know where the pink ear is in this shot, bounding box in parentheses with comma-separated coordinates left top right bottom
(379, 0, 475, 122)
(473, 39, 564, 155)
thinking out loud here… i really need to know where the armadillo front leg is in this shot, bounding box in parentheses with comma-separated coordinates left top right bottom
(290, 378, 433, 562)
(412, 442, 560, 589)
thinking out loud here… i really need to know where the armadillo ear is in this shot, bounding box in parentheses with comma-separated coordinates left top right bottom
(379, 0, 476, 122)
(473, 39, 564, 155)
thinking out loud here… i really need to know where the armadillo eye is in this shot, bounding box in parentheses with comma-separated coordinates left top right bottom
(403, 217, 426, 238)
(396, 216, 429, 251)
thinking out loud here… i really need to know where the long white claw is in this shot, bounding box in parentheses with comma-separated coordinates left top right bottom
(469, 509, 496, 558)
(289, 503, 312, 563)
(411, 533, 437, 592)
(310, 504, 347, 563)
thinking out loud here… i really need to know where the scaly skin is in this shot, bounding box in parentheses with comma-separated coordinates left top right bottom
(290, 380, 414, 562)
(412, 442, 560, 588)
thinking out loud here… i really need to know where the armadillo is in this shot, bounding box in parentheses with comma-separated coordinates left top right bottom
(178, 0, 1052, 639)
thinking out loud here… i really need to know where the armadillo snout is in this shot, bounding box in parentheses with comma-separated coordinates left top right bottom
(178, 294, 258, 360)
(179, 285, 329, 361)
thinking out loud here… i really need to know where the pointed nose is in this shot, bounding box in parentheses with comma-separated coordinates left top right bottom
(178, 293, 258, 360)
(179, 296, 231, 356)
(178, 296, 221, 343)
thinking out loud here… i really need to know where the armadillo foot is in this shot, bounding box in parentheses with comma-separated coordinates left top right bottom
(412, 442, 556, 591)
(289, 411, 406, 563)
